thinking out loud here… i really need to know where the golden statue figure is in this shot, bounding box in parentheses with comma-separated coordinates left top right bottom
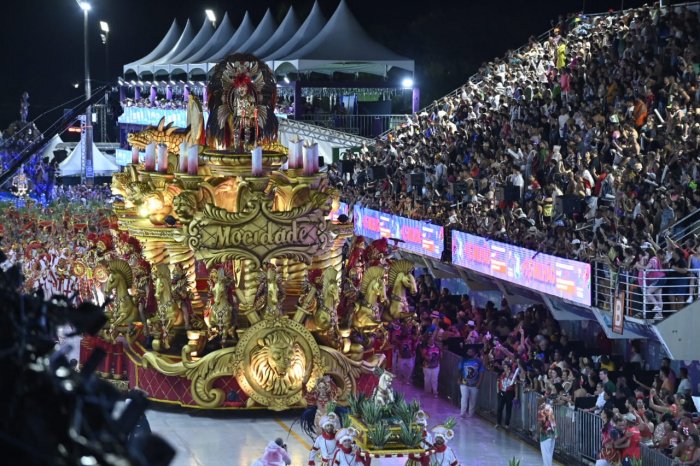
(384, 260, 418, 321)
(104, 259, 139, 338)
(148, 267, 184, 351)
(350, 266, 386, 333)
(254, 262, 285, 319)
(171, 263, 193, 329)
(205, 269, 236, 345)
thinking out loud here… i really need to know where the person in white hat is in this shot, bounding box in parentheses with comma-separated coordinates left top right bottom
(330, 427, 369, 466)
(429, 425, 459, 466)
(309, 413, 340, 466)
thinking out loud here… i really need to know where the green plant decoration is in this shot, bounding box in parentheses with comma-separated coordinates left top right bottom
(348, 392, 366, 417)
(392, 400, 415, 427)
(360, 400, 383, 425)
(326, 401, 337, 415)
(392, 389, 405, 405)
(508, 458, 521, 466)
(443, 416, 457, 430)
(398, 421, 423, 448)
(367, 421, 391, 448)
(341, 413, 351, 428)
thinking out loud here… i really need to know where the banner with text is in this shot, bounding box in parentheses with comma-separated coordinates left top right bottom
(353, 205, 444, 259)
(451, 231, 591, 306)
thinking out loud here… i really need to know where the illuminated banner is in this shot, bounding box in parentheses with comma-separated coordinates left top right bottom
(451, 231, 591, 306)
(329, 202, 349, 222)
(118, 107, 209, 128)
(354, 205, 444, 259)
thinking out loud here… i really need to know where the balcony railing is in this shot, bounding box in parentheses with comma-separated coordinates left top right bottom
(592, 261, 699, 321)
(289, 114, 405, 139)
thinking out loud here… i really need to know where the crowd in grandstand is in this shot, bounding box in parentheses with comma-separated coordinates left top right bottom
(396, 274, 698, 464)
(333, 4, 700, 273)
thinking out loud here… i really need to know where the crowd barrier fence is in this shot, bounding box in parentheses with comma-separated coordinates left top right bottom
(432, 352, 675, 466)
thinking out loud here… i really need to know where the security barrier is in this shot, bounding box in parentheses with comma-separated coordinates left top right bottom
(433, 353, 674, 466)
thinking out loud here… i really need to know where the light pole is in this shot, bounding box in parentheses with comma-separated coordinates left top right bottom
(100, 21, 109, 82)
(77, 0, 93, 185)
(205, 9, 216, 28)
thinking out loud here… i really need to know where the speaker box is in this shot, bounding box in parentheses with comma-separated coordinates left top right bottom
(318, 156, 325, 168)
(406, 173, 425, 187)
(368, 165, 387, 180)
(556, 194, 584, 217)
(504, 185, 522, 203)
(448, 181, 468, 196)
(339, 159, 354, 175)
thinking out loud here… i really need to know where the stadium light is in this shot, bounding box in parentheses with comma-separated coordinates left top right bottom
(205, 9, 216, 28)
(401, 78, 414, 89)
(77, 1, 91, 11)
(100, 21, 109, 33)
(283, 76, 290, 84)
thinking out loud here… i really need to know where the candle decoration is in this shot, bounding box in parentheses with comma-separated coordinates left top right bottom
(251, 146, 263, 177)
(187, 145, 199, 175)
(303, 142, 318, 176)
(179, 142, 188, 173)
(131, 146, 139, 165)
(157, 144, 168, 173)
(288, 137, 303, 169)
(144, 143, 156, 171)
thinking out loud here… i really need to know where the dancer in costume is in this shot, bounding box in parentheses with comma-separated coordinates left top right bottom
(309, 413, 340, 466)
(330, 428, 369, 466)
(429, 426, 459, 466)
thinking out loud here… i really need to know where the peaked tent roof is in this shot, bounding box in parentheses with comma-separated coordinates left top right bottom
(59, 143, 119, 177)
(263, 1, 326, 62)
(124, 20, 181, 74)
(40, 134, 63, 162)
(181, 12, 235, 65)
(167, 18, 215, 65)
(253, 6, 300, 58)
(236, 9, 277, 54)
(150, 19, 194, 65)
(275, 0, 414, 76)
(203, 12, 255, 64)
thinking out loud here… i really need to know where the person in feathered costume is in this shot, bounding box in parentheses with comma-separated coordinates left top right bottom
(364, 238, 391, 267)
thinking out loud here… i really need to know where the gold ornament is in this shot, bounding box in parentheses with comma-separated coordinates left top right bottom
(351, 266, 386, 333)
(104, 259, 139, 337)
(385, 260, 418, 321)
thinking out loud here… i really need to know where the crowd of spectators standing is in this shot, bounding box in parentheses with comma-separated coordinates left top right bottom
(332, 4, 700, 272)
(393, 273, 699, 464)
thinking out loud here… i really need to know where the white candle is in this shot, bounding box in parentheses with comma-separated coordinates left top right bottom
(144, 143, 156, 171)
(288, 138, 302, 169)
(179, 142, 188, 173)
(131, 146, 140, 165)
(312, 143, 319, 173)
(157, 144, 168, 173)
(251, 146, 263, 177)
(302, 144, 314, 176)
(187, 145, 199, 175)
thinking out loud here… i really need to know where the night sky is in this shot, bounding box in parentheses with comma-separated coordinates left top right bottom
(0, 0, 652, 130)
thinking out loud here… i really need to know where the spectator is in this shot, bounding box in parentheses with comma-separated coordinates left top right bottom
(495, 363, 518, 430)
(615, 412, 642, 466)
(421, 335, 441, 397)
(458, 346, 485, 419)
(677, 368, 692, 397)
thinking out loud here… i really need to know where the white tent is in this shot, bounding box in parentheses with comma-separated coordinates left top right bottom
(263, 2, 326, 62)
(253, 6, 300, 59)
(39, 134, 63, 162)
(274, 0, 414, 76)
(124, 20, 181, 75)
(59, 142, 119, 177)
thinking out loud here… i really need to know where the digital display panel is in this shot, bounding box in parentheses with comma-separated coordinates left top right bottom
(451, 230, 591, 306)
(329, 202, 349, 221)
(353, 205, 444, 259)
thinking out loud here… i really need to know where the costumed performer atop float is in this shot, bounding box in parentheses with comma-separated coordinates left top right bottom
(330, 428, 369, 466)
(429, 426, 460, 466)
(309, 413, 341, 466)
(251, 438, 292, 466)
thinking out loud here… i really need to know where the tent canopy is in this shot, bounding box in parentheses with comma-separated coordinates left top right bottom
(253, 6, 300, 59)
(263, 1, 326, 62)
(181, 12, 235, 66)
(236, 9, 277, 54)
(40, 134, 63, 162)
(59, 143, 119, 177)
(203, 12, 255, 64)
(124, 20, 181, 74)
(274, 0, 414, 76)
(150, 19, 194, 66)
(167, 18, 215, 66)
(122, 1, 414, 78)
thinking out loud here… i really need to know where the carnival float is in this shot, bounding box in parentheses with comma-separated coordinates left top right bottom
(85, 53, 423, 414)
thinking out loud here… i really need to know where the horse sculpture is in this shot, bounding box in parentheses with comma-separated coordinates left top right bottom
(104, 259, 139, 337)
(351, 266, 386, 332)
(206, 269, 236, 346)
(384, 260, 417, 321)
(372, 370, 395, 407)
(148, 267, 184, 351)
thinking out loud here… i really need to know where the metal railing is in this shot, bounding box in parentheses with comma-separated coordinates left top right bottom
(592, 262, 700, 321)
(433, 364, 675, 466)
(290, 114, 405, 139)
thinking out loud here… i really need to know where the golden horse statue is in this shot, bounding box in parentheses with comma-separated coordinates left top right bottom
(351, 266, 386, 333)
(206, 269, 236, 345)
(148, 267, 185, 351)
(104, 259, 139, 337)
(384, 260, 417, 321)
